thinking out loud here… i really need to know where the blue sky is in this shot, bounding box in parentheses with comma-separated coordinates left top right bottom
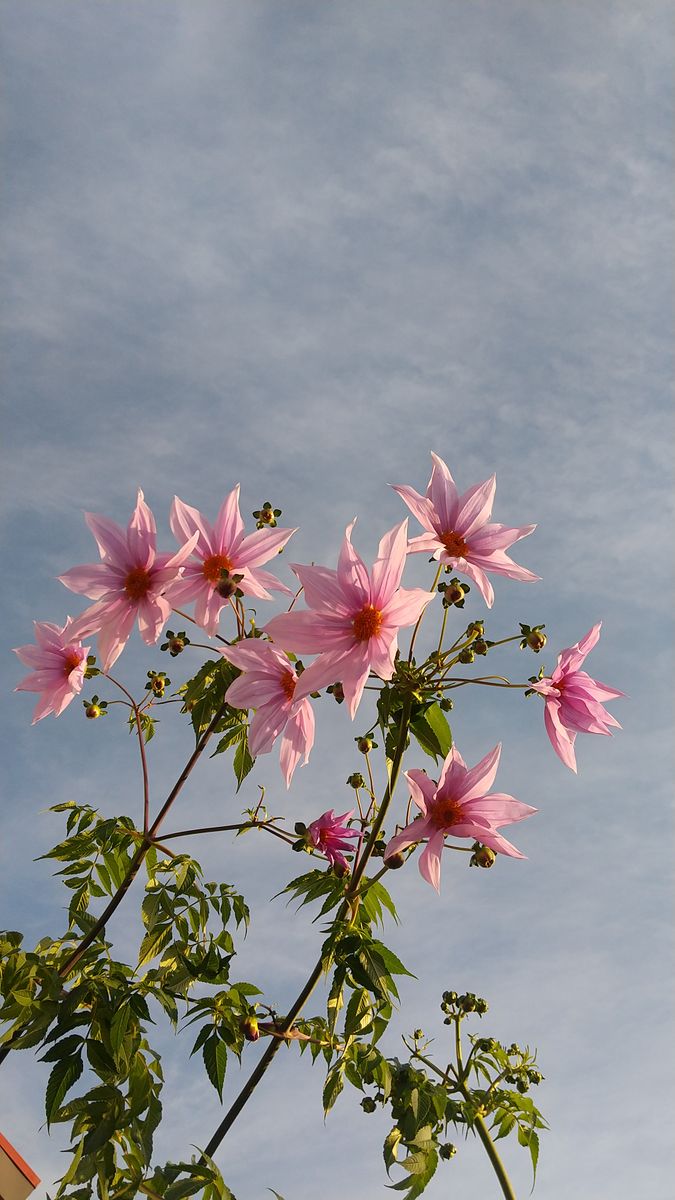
(1, 2, 672, 1198)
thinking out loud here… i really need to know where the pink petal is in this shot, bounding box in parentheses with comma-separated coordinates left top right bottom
(339, 647, 373, 718)
(264, 610, 354, 655)
(455, 559, 494, 607)
(279, 700, 315, 787)
(404, 769, 438, 815)
(337, 522, 371, 607)
(126, 490, 157, 569)
(170, 496, 215, 558)
(239, 566, 293, 600)
(234, 526, 297, 570)
(248, 699, 287, 756)
(544, 700, 578, 772)
(367, 629, 399, 680)
(137, 596, 171, 645)
(390, 484, 437, 533)
(213, 485, 245, 551)
(59, 562, 122, 599)
(462, 793, 537, 823)
(427, 453, 459, 531)
(478, 829, 527, 859)
(455, 476, 496, 539)
(370, 521, 409, 609)
(468, 522, 537, 553)
(381, 586, 435, 629)
(289, 563, 349, 614)
(96, 603, 138, 671)
(384, 816, 433, 860)
(406, 532, 442, 556)
(83, 512, 129, 566)
(293, 653, 347, 699)
(453, 743, 502, 804)
(418, 830, 446, 892)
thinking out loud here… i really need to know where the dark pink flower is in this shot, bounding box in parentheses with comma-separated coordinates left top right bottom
(263, 521, 434, 717)
(59, 490, 197, 670)
(307, 809, 360, 872)
(392, 452, 539, 607)
(529, 623, 623, 772)
(384, 744, 535, 892)
(164, 489, 297, 635)
(14, 619, 90, 723)
(220, 640, 334, 787)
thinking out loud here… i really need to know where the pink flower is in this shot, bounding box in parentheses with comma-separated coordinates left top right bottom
(392, 452, 539, 607)
(528, 623, 623, 772)
(164, 489, 296, 635)
(14, 619, 91, 724)
(220, 640, 335, 787)
(384, 744, 535, 892)
(263, 521, 434, 717)
(307, 809, 360, 872)
(59, 490, 198, 671)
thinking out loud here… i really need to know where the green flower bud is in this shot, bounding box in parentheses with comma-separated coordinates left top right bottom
(356, 736, 374, 753)
(327, 682, 344, 704)
(371, 839, 387, 858)
(385, 851, 405, 870)
(458, 647, 475, 664)
(473, 639, 488, 656)
(361, 1096, 377, 1113)
(439, 697, 454, 711)
(439, 1143, 457, 1161)
(85, 703, 102, 720)
(470, 844, 496, 869)
(413, 1029, 424, 1040)
(347, 772, 365, 789)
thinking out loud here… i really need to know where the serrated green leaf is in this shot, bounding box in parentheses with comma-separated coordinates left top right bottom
(384, 1127, 402, 1175)
(233, 735, 254, 790)
(344, 988, 372, 1038)
(138, 924, 172, 967)
(203, 1035, 228, 1100)
(322, 1067, 344, 1115)
(45, 1053, 83, 1125)
(110, 1003, 130, 1056)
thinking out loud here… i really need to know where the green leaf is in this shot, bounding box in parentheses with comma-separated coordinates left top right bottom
(409, 704, 452, 761)
(384, 1127, 402, 1175)
(322, 1066, 344, 1115)
(45, 1053, 83, 1125)
(344, 988, 373, 1038)
(110, 1003, 131, 1057)
(138, 924, 173, 967)
(203, 1035, 228, 1100)
(233, 734, 254, 790)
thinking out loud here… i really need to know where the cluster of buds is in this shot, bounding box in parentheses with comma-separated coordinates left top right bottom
(440, 990, 489, 1021)
(160, 629, 190, 657)
(82, 694, 107, 720)
(519, 623, 547, 652)
(438, 576, 470, 608)
(252, 501, 282, 530)
(145, 670, 170, 698)
(470, 841, 496, 869)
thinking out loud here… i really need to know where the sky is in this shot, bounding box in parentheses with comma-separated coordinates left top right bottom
(1, 2, 673, 1198)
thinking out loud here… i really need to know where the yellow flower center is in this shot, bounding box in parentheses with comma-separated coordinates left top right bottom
(280, 670, 296, 701)
(440, 530, 469, 558)
(429, 794, 464, 831)
(352, 604, 383, 642)
(124, 566, 152, 601)
(202, 553, 234, 583)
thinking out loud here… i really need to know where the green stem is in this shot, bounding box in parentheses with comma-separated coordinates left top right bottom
(454, 1015, 517, 1200)
(105, 673, 151, 833)
(408, 564, 443, 659)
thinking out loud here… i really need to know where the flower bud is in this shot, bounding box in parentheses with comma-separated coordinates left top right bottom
(371, 839, 387, 858)
(294, 821, 307, 835)
(470, 844, 496, 869)
(385, 851, 405, 870)
(443, 578, 468, 606)
(241, 1015, 260, 1041)
(439, 1143, 457, 1161)
(356, 736, 373, 753)
(361, 1096, 377, 1113)
(85, 703, 102, 720)
(327, 682, 344, 704)
(347, 772, 365, 789)
(216, 569, 244, 599)
(473, 639, 488, 656)
(332, 859, 350, 879)
(458, 648, 475, 664)
(442, 990, 457, 1005)
(439, 697, 454, 711)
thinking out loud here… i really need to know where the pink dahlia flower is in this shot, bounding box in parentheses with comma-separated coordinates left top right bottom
(220, 640, 335, 787)
(384, 744, 535, 892)
(14, 619, 91, 723)
(392, 452, 539, 607)
(59, 490, 198, 671)
(307, 809, 360, 872)
(164, 489, 296, 635)
(529, 623, 623, 772)
(263, 521, 434, 718)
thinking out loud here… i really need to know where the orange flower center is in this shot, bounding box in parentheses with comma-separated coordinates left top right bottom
(202, 553, 234, 584)
(124, 566, 152, 601)
(62, 651, 82, 677)
(280, 670, 296, 701)
(429, 794, 464, 831)
(440, 530, 469, 558)
(352, 604, 383, 642)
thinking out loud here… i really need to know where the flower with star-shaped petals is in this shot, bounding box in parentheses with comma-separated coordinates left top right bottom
(14, 618, 91, 723)
(392, 452, 539, 607)
(529, 623, 623, 772)
(59, 490, 198, 671)
(164, 488, 297, 635)
(307, 809, 360, 872)
(384, 743, 535, 892)
(263, 520, 434, 718)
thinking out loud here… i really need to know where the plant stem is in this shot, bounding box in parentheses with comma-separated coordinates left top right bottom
(408, 564, 442, 659)
(454, 1014, 517, 1200)
(105, 673, 151, 832)
(200, 699, 413, 1156)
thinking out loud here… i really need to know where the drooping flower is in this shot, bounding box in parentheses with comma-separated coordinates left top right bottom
(164, 489, 296, 635)
(307, 809, 360, 872)
(384, 744, 535, 892)
(392, 452, 539, 607)
(59, 490, 198, 670)
(263, 521, 434, 717)
(219, 640, 335, 787)
(13, 619, 91, 724)
(528, 623, 623, 772)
